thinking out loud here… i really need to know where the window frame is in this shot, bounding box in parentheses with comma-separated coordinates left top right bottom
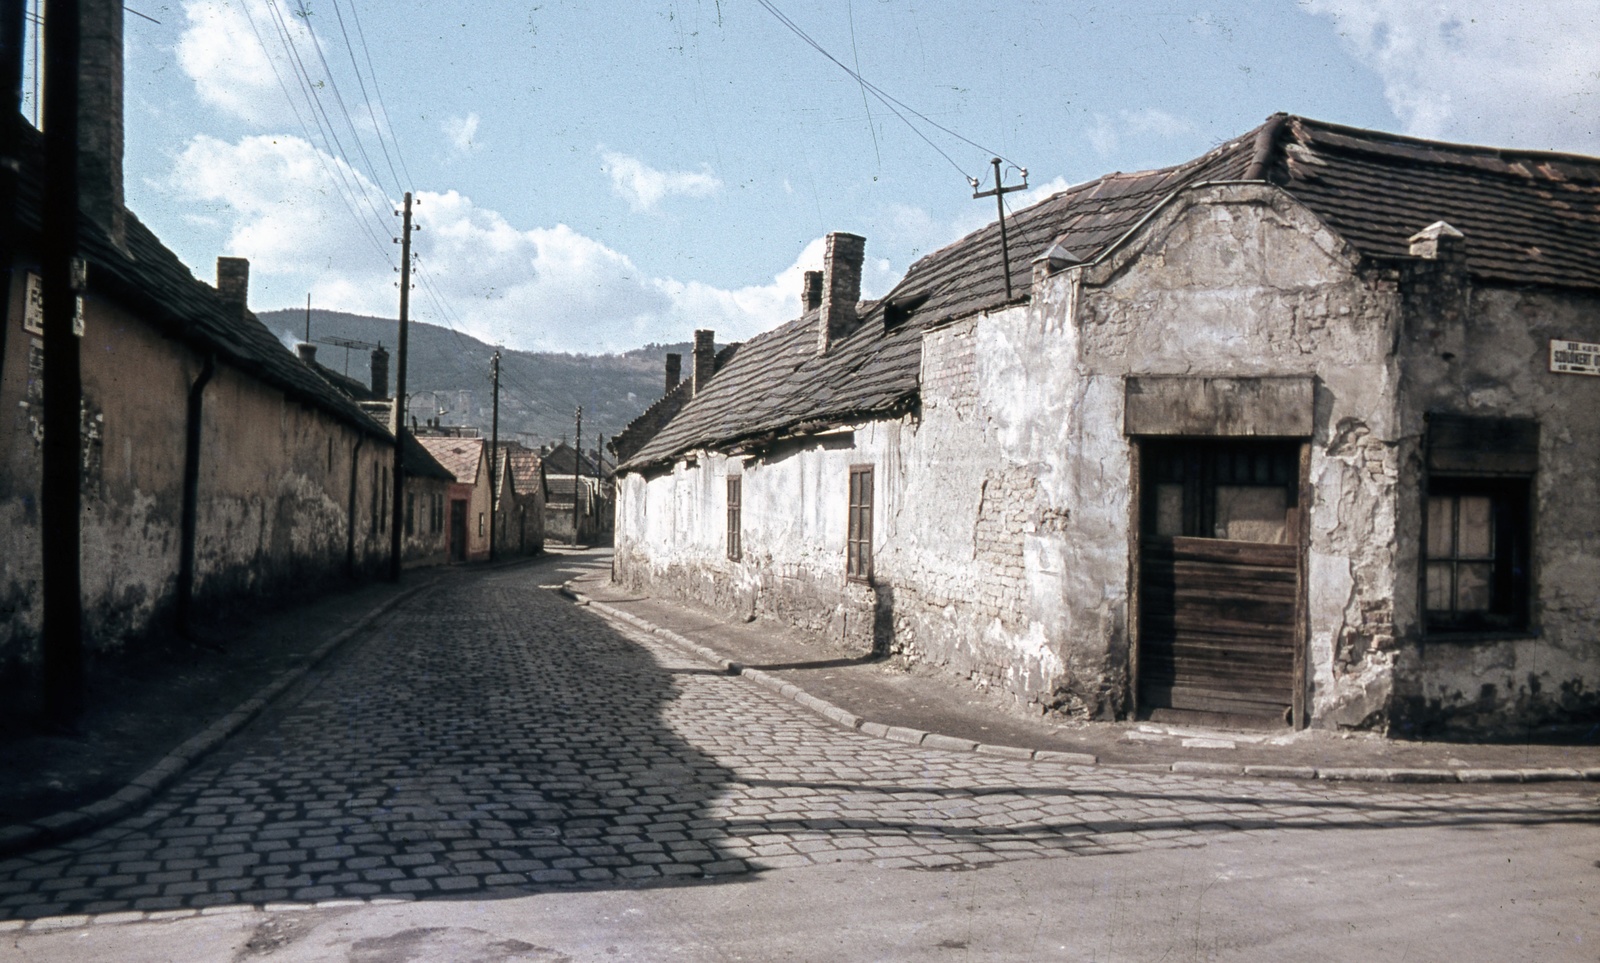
(847, 464, 874, 582)
(1423, 476, 1532, 634)
(726, 475, 742, 561)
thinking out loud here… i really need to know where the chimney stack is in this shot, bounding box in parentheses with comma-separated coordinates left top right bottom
(1409, 221, 1465, 261)
(370, 345, 390, 398)
(80, 0, 125, 248)
(216, 257, 250, 321)
(817, 232, 865, 355)
(802, 270, 823, 313)
(297, 343, 317, 364)
(665, 352, 682, 394)
(692, 330, 716, 396)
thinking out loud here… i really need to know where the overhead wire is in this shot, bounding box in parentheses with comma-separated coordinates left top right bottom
(345, 0, 416, 190)
(328, 0, 404, 197)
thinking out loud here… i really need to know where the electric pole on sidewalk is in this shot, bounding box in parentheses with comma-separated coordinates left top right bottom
(488, 350, 500, 562)
(572, 405, 582, 547)
(40, 0, 85, 724)
(388, 191, 414, 582)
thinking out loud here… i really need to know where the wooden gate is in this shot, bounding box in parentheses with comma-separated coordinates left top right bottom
(1137, 440, 1302, 723)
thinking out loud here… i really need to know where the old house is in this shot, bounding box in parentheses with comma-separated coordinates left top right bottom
(501, 443, 548, 557)
(414, 436, 535, 562)
(0, 2, 405, 687)
(613, 115, 1600, 736)
(295, 342, 455, 569)
(542, 441, 611, 545)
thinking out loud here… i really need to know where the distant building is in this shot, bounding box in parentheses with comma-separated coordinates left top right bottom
(541, 442, 611, 545)
(612, 115, 1600, 737)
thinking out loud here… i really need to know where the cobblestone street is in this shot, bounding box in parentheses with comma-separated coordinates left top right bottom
(2, 555, 1595, 927)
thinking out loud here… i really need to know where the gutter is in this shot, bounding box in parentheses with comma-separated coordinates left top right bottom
(175, 352, 216, 635)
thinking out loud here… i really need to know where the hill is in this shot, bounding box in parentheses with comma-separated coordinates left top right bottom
(257, 309, 690, 451)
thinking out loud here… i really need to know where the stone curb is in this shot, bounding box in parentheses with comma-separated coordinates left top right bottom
(0, 580, 433, 861)
(565, 584, 1600, 788)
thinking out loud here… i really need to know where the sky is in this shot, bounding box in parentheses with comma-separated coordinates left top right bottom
(47, 0, 1600, 354)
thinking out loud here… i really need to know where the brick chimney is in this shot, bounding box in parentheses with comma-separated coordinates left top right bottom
(802, 270, 823, 313)
(692, 329, 715, 396)
(80, 0, 126, 248)
(297, 343, 317, 364)
(817, 232, 865, 355)
(665, 352, 682, 394)
(370, 345, 390, 398)
(216, 257, 249, 321)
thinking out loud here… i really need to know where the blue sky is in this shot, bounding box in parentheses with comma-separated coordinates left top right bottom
(66, 0, 1600, 352)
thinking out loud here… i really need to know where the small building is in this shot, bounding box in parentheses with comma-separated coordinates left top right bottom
(416, 436, 496, 564)
(613, 115, 1600, 737)
(500, 443, 548, 557)
(541, 442, 611, 545)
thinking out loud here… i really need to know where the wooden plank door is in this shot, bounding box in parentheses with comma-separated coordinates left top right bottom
(1137, 440, 1301, 723)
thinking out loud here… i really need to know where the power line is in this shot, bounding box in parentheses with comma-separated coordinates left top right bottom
(328, 0, 403, 196)
(753, 0, 1020, 182)
(344, 0, 415, 189)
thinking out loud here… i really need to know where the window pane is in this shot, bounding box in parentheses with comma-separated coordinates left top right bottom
(1458, 496, 1493, 557)
(1214, 485, 1288, 543)
(1426, 562, 1454, 611)
(1154, 483, 1184, 536)
(1457, 563, 1493, 611)
(1426, 497, 1453, 558)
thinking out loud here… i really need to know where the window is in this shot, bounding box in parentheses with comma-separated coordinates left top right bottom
(405, 493, 415, 536)
(478, 512, 485, 537)
(379, 466, 388, 533)
(1142, 440, 1299, 544)
(726, 476, 742, 561)
(1425, 479, 1530, 632)
(1423, 414, 1537, 634)
(847, 465, 873, 581)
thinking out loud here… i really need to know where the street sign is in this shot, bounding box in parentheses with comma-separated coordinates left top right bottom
(1549, 339, 1600, 376)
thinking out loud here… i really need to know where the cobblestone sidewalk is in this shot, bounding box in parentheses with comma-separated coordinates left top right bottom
(2, 560, 1594, 927)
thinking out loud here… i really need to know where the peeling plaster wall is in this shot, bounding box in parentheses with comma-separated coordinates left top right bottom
(1392, 284, 1600, 734)
(0, 268, 393, 681)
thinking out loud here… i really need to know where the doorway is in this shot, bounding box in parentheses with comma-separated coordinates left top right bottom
(449, 499, 468, 563)
(1137, 439, 1303, 724)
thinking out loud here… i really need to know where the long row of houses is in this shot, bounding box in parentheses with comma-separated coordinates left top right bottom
(0, 2, 551, 701)
(612, 114, 1600, 737)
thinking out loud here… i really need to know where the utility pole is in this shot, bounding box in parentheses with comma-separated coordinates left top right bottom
(40, 0, 85, 723)
(572, 406, 582, 547)
(487, 350, 500, 562)
(970, 157, 1028, 301)
(388, 191, 413, 582)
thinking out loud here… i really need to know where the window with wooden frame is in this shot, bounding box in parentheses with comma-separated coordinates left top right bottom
(847, 465, 874, 581)
(1424, 415, 1536, 634)
(726, 476, 742, 561)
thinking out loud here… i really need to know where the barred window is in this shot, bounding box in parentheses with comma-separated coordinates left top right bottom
(726, 476, 742, 561)
(847, 465, 873, 581)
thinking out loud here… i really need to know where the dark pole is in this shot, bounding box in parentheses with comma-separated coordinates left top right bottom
(571, 406, 581, 546)
(40, 0, 84, 722)
(388, 191, 412, 581)
(970, 157, 1027, 302)
(0, 0, 26, 385)
(487, 350, 499, 562)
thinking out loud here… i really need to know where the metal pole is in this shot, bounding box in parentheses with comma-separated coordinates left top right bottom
(40, 0, 84, 722)
(388, 191, 411, 581)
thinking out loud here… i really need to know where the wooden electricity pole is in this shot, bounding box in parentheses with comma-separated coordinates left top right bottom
(572, 406, 582, 546)
(488, 350, 500, 562)
(40, 0, 85, 723)
(971, 157, 1028, 300)
(388, 191, 413, 582)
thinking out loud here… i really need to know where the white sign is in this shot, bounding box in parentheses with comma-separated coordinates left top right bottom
(1550, 339, 1600, 376)
(21, 272, 84, 337)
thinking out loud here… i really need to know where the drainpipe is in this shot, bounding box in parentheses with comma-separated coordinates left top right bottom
(345, 434, 364, 578)
(175, 352, 215, 636)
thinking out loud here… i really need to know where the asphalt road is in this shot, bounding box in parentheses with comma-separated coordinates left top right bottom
(3, 553, 1595, 960)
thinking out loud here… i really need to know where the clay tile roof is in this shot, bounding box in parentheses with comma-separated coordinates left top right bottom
(621, 114, 1600, 470)
(416, 436, 483, 483)
(502, 447, 544, 491)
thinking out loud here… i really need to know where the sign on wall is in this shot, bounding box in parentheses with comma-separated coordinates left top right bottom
(21, 272, 84, 337)
(1549, 339, 1600, 376)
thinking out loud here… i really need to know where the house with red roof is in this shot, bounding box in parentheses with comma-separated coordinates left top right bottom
(612, 114, 1600, 737)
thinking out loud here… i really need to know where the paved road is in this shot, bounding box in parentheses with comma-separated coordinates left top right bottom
(2, 552, 1596, 959)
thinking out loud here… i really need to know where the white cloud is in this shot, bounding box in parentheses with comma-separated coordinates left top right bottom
(1085, 108, 1201, 158)
(598, 149, 722, 212)
(177, 0, 326, 128)
(1302, 0, 1600, 152)
(169, 134, 841, 353)
(445, 113, 481, 154)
